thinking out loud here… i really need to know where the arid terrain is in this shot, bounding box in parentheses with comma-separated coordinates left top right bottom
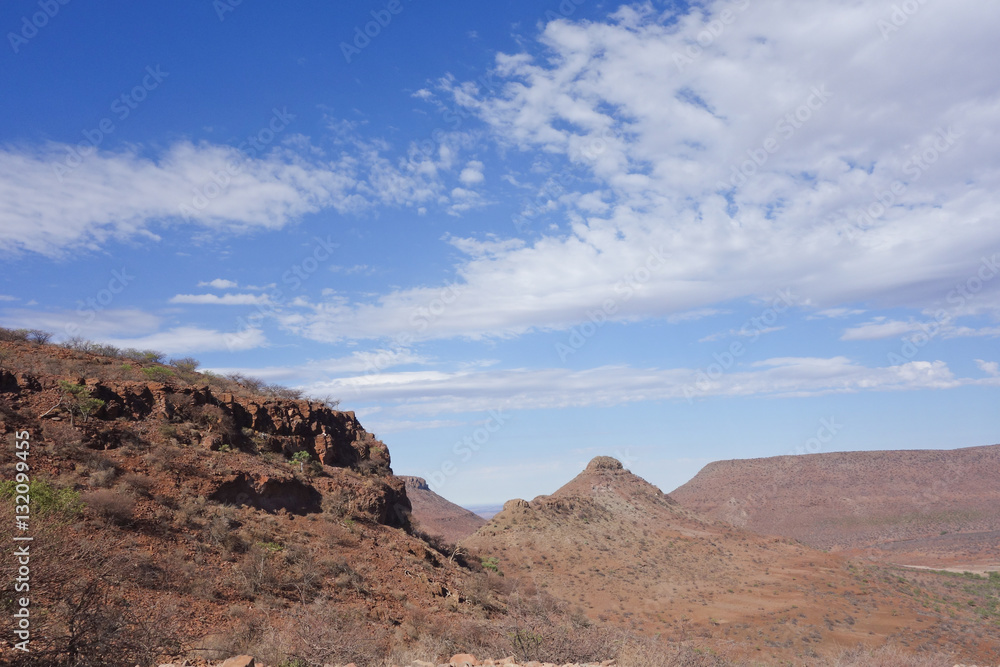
(401, 476, 486, 546)
(671, 447, 1000, 570)
(0, 332, 998, 666)
(464, 457, 1000, 665)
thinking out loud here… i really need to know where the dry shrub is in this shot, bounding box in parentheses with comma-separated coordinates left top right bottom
(89, 467, 117, 488)
(832, 643, 955, 667)
(119, 472, 155, 497)
(321, 485, 353, 518)
(276, 601, 391, 666)
(0, 510, 184, 666)
(206, 513, 248, 556)
(83, 489, 135, 525)
(615, 635, 734, 666)
(40, 420, 84, 453)
(214, 599, 389, 666)
(495, 582, 616, 663)
(231, 541, 327, 603)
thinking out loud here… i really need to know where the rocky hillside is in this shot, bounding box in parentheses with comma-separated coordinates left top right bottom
(670, 446, 1000, 568)
(465, 457, 1000, 665)
(0, 338, 607, 667)
(402, 476, 486, 545)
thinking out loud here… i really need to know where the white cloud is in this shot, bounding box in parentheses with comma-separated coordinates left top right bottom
(287, 356, 973, 418)
(0, 295, 18, 302)
(700, 325, 783, 342)
(285, 1, 1000, 342)
(976, 359, 1000, 376)
(0, 308, 161, 340)
(362, 418, 467, 434)
(459, 160, 484, 185)
(447, 187, 489, 215)
(206, 348, 432, 385)
(169, 293, 271, 305)
(198, 279, 239, 289)
(0, 307, 265, 354)
(0, 127, 484, 256)
(0, 141, 364, 256)
(447, 234, 526, 258)
(666, 308, 727, 324)
(329, 264, 373, 275)
(842, 318, 1000, 341)
(103, 326, 267, 354)
(841, 319, 923, 341)
(812, 307, 866, 319)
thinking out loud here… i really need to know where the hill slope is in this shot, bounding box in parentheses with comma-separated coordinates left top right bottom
(0, 338, 558, 666)
(670, 445, 1000, 568)
(401, 476, 486, 544)
(466, 456, 1000, 665)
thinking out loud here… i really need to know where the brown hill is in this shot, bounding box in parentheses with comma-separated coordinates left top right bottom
(0, 337, 624, 666)
(670, 446, 1000, 569)
(465, 456, 1000, 665)
(400, 476, 486, 545)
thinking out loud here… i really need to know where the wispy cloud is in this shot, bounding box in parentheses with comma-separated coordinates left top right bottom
(0, 126, 487, 257)
(198, 278, 239, 289)
(104, 326, 268, 354)
(286, 356, 974, 418)
(169, 293, 272, 306)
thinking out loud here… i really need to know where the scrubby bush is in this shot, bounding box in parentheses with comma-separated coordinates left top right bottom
(83, 489, 135, 525)
(0, 327, 31, 342)
(57, 380, 105, 425)
(26, 329, 53, 344)
(169, 356, 200, 372)
(0, 479, 83, 518)
(142, 366, 176, 381)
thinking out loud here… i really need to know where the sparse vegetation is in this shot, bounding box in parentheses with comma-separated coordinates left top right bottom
(290, 450, 311, 473)
(57, 380, 105, 425)
(0, 479, 83, 519)
(83, 489, 136, 525)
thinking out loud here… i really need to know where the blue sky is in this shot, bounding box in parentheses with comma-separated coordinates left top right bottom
(2, 0, 999, 506)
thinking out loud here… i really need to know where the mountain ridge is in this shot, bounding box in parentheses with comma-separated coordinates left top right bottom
(670, 444, 1000, 568)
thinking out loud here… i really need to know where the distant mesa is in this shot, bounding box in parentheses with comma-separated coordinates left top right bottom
(399, 475, 430, 491)
(671, 444, 1000, 570)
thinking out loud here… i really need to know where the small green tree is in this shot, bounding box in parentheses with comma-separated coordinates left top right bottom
(168, 356, 200, 373)
(290, 450, 311, 473)
(57, 380, 105, 426)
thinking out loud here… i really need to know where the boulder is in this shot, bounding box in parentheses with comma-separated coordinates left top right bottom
(219, 656, 256, 667)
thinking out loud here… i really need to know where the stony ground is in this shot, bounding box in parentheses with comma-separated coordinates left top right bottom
(163, 656, 617, 667)
(168, 655, 996, 667)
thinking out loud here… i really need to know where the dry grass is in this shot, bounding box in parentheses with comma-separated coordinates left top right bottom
(82, 489, 135, 525)
(831, 643, 956, 667)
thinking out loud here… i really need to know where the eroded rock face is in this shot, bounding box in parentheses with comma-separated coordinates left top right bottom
(0, 370, 42, 393)
(208, 472, 322, 514)
(503, 498, 530, 511)
(82, 380, 390, 473)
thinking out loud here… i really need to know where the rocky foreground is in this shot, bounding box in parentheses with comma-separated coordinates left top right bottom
(166, 655, 994, 667)
(163, 656, 617, 667)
